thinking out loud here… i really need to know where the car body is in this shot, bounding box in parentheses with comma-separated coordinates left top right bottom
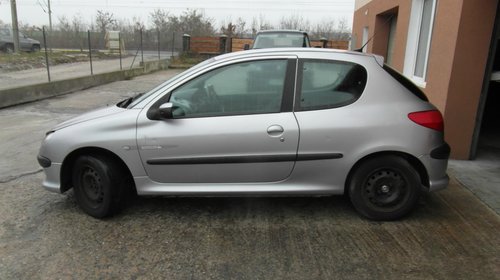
(0, 28, 41, 53)
(38, 48, 450, 220)
(248, 30, 311, 49)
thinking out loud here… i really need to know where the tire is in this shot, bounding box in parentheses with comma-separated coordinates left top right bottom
(348, 155, 421, 221)
(72, 155, 128, 218)
(4, 44, 14, 53)
(31, 44, 40, 52)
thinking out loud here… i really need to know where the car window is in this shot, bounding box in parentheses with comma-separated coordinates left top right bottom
(299, 60, 367, 110)
(0, 29, 10, 36)
(169, 60, 288, 118)
(253, 33, 308, 48)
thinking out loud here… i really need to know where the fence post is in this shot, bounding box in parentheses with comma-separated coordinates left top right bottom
(182, 34, 191, 53)
(88, 30, 93, 75)
(320, 37, 328, 48)
(140, 28, 144, 66)
(42, 26, 51, 82)
(171, 31, 175, 58)
(119, 32, 122, 70)
(219, 35, 228, 54)
(157, 28, 161, 62)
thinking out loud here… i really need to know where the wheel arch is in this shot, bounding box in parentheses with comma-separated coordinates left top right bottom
(345, 151, 430, 193)
(60, 146, 135, 193)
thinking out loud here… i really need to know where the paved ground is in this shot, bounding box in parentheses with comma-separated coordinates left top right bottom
(0, 70, 499, 279)
(0, 51, 173, 90)
(449, 145, 500, 214)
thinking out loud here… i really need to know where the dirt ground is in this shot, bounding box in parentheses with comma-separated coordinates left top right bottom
(0, 70, 498, 279)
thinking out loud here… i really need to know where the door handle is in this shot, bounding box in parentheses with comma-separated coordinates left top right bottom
(267, 125, 284, 137)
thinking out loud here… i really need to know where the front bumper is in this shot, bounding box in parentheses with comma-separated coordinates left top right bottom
(41, 162, 62, 193)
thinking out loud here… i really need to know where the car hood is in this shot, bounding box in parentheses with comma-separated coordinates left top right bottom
(52, 105, 126, 131)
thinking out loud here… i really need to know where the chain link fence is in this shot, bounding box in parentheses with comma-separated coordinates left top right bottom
(0, 28, 181, 90)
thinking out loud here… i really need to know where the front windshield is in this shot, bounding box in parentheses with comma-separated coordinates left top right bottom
(253, 33, 307, 48)
(127, 57, 216, 108)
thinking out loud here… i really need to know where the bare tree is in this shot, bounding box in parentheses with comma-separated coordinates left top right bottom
(133, 16, 145, 31)
(95, 10, 117, 34)
(71, 14, 86, 33)
(71, 14, 86, 51)
(311, 19, 336, 39)
(335, 17, 351, 40)
(250, 15, 274, 37)
(220, 17, 247, 37)
(150, 8, 169, 31)
(178, 9, 215, 36)
(57, 16, 71, 33)
(279, 14, 310, 31)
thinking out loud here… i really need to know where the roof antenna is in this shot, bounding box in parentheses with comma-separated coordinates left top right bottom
(354, 14, 395, 52)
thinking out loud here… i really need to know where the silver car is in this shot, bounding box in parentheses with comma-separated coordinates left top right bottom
(38, 48, 450, 220)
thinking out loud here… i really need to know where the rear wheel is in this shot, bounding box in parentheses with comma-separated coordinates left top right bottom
(72, 155, 128, 218)
(349, 155, 421, 220)
(31, 44, 40, 52)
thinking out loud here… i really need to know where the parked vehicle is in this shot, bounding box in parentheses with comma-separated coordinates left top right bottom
(245, 30, 311, 50)
(38, 48, 450, 220)
(0, 28, 41, 53)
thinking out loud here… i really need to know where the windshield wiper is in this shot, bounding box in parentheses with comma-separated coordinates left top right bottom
(117, 92, 144, 108)
(117, 97, 133, 108)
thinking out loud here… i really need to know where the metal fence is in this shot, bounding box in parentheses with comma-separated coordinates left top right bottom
(0, 28, 180, 90)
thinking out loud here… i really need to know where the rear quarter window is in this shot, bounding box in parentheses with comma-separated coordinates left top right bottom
(383, 64, 429, 101)
(298, 60, 367, 111)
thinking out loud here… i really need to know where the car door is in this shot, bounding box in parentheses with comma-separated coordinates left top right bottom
(136, 57, 299, 183)
(292, 58, 368, 180)
(19, 32, 30, 50)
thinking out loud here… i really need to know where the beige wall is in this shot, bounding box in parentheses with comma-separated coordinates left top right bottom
(355, 0, 372, 10)
(352, 0, 412, 72)
(442, 0, 498, 158)
(352, 0, 498, 159)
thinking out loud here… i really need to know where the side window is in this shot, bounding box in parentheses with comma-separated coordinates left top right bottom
(299, 60, 367, 110)
(169, 60, 288, 118)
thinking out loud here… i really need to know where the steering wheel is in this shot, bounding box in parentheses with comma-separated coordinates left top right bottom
(169, 96, 192, 117)
(204, 84, 225, 112)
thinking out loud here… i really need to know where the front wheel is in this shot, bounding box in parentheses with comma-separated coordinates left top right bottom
(4, 44, 14, 53)
(349, 155, 421, 220)
(72, 155, 127, 218)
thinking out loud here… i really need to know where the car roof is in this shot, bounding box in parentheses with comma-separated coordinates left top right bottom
(211, 48, 384, 66)
(257, 30, 308, 35)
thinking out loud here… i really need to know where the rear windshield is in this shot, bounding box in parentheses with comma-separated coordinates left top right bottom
(253, 33, 308, 48)
(383, 64, 428, 101)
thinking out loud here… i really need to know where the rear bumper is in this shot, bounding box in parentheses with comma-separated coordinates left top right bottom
(419, 149, 450, 192)
(428, 174, 449, 192)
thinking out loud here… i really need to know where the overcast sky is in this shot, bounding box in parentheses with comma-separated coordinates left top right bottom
(0, 0, 355, 30)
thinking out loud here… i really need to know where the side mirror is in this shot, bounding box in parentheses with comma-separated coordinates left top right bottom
(243, 44, 250, 50)
(158, 102, 174, 119)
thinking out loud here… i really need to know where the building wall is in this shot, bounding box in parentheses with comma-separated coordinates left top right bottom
(442, 0, 498, 158)
(353, 0, 498, 159)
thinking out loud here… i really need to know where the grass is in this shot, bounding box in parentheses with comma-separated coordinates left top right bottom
(170, 53, 208, 67)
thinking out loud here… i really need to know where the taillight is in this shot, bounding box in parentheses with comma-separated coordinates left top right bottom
(408, 110, 444, 132)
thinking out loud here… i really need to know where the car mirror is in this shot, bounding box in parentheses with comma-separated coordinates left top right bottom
(243, 44, 250, 50)
(158, 102, 174, 119)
